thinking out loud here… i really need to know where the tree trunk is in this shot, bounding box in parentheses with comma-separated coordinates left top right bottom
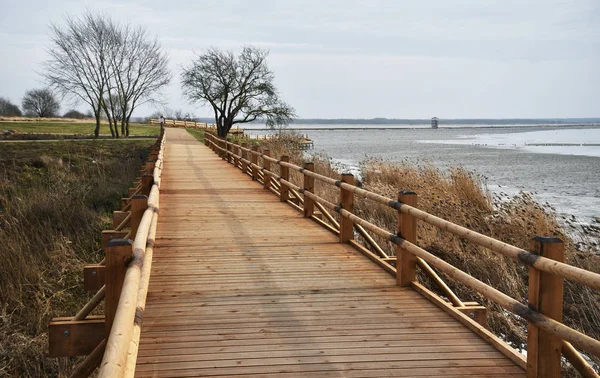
(103, 107, 118, 138)
(108, 118, 115, 138)
(94, 112, 101, 138)
(219, 119, 233, 138)
(114, 119, 120, 138)
(125, 117, 130, 137)
(121, 121, 125, 137)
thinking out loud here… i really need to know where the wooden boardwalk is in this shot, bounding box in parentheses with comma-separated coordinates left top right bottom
(135, 129, 526, 377)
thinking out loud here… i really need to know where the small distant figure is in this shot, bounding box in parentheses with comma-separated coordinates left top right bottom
(431, 117, 439, 129)
(159, 115, 165, 131)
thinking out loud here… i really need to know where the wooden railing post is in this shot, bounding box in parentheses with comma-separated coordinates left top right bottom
(280, 155, 290, 202)
(396, 191, 417, 287)
(234, 143, 240, 169)
(527, 237, 564, 378)
(339, 173, 354, 243)
(145, 160, 155, 175)
(141, 174, 153, 196)
(251, 146, 259, 181)
(104, 239, 133, 336)
(241, 143, 248, 174)
(130, 195, 148, 237)
(226, 142, 232, 164)
(263, 149, 271, 190)
(221, 138, 227, 160)
(303, 162, 314, 218)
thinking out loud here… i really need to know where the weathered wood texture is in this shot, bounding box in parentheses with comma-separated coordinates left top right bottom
(135, 129, 525, 377)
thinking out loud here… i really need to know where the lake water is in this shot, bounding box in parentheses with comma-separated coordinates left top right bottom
(246, 124, 600, 224)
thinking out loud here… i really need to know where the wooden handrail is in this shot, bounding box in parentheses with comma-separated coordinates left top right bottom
(48, 132, 166, 378)
(206, 133, 600, 373)
(149, 118, 215, 129)
(97, 132, 166, 378)
(123, 197, 160, 377)
(216, 135, 600, 291)
(291, 174, 600, 356)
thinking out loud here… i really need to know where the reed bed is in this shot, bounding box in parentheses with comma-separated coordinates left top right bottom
(0, 140, 150, 377)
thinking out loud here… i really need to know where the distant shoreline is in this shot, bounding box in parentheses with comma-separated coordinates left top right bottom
(187, 116, 600, 125)
(243, 123, 600, 132)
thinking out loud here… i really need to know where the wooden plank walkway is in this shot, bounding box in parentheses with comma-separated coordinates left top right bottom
(135, 128, 526, 377)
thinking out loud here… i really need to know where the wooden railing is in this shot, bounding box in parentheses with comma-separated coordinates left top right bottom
(149, 118, 215, 129)
(48, 130, 166, 378)
(149, 119, 247, 136)
(248, 133, 311, 140)
(205, 133, 600, 378)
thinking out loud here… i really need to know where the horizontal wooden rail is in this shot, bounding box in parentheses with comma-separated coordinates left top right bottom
(282, 173, 600, 356)
(47, 132, 166, 378)
(150, 118, 215, 129)
(218, 135, 600, 291)
(124, 196, 160, 377)
(97, 132, 165, 378)
(206, 133, 600, 375)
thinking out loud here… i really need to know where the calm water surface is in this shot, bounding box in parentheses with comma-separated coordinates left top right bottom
(247, 125, 600, 223)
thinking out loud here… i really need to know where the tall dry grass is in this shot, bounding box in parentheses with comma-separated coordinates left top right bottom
(261, 136, 600, 375)
(0, 141, 150, 377)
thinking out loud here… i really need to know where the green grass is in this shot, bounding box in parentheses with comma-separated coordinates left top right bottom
(0, 121, 160, 137)
(186, 128, 206, 142)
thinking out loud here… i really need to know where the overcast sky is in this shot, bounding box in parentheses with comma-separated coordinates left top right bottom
(1, 0, 598, 119)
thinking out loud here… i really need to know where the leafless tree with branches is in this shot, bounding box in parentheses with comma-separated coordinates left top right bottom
(22, 88, 60, 118)
(108, 24, 171, 136)
(44, 13, 112, 137)
(44, 12, 171, 137)
(181, 46, 295, 138)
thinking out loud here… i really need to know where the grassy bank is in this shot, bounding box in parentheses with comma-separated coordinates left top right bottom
(1, 121, 160, 137)
(0, 140, 152, 377)
(186, 128, 205, 143)
(258, 134, 600, 375)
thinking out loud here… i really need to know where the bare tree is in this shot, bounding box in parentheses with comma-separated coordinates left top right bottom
(44, 12, 171, 137)
(181, 46, 295, 138)
(0, 97, 22, 117)
(44, 13, 113, 137)
(108, 24, 171, 136)
(22, 88, 60, 118)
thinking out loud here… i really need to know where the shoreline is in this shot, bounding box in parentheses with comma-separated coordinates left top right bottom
(244, 123, 600, 132)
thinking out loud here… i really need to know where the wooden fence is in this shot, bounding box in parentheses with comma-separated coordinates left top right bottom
(149, 119, 246, 136)
(149, 118, 214, 129)
(205, 133, 600, 378)
(48, 130, 166, 378)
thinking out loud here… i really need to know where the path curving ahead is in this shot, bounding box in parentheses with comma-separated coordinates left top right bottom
(135, 128, 525, 377)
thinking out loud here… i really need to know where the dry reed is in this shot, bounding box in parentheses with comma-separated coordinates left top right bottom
(0, 140, 150, 377)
